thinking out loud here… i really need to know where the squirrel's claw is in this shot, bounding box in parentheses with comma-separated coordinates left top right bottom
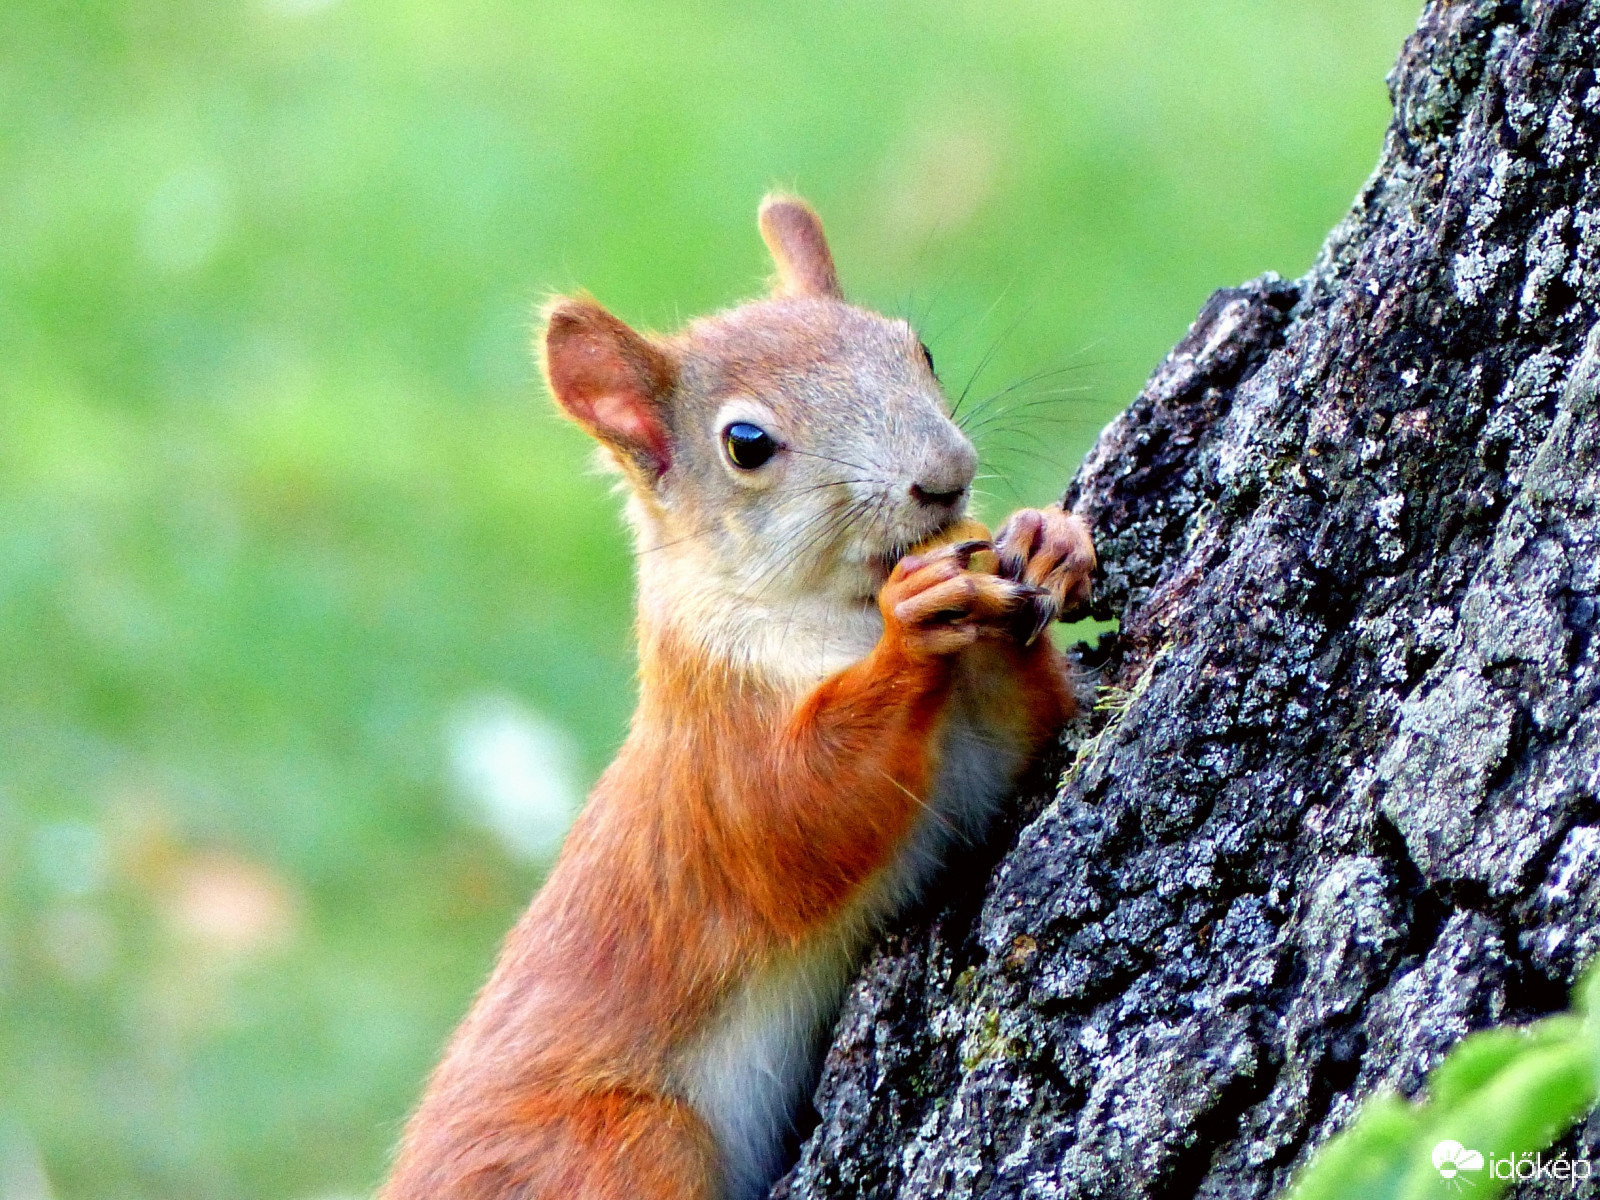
(994, 507, 1097, 638)
(1015, 588, 1057, 647)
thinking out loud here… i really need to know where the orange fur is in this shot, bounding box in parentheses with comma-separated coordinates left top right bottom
(381, 196, 1090, 1200)
(384, 589, 1073, 1198)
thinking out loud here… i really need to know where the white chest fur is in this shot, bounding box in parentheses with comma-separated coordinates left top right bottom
(674, 927, 860, 1200)
(676, 650, 1032, 1200)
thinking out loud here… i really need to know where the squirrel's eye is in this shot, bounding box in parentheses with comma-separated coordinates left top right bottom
(920, 343, 936, 375)
(723, 422, 777, 470)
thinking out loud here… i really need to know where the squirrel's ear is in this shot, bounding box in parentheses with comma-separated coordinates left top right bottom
(758, 194, 842, 300)
(542, 297, 677, 480)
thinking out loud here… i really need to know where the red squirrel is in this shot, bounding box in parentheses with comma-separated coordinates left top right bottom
(381, 196, 1096, 1200)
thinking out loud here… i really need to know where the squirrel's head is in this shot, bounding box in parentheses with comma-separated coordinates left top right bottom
(541, 195, 976, 624)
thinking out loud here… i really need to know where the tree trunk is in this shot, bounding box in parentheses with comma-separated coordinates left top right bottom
(775, 3, 1600, 1197)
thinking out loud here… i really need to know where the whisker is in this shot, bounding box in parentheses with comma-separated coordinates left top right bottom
(875, 767, 970, 845)
(965, 380, 1097, 420)
(785, 447, 880, 476)
(636, 477, 873, 557)
(966, 415, 1093, 444)
(989, 472, 1026, 504)
(747, 495, 875, 604)
(778, 498, 878, 650)
(981, 441, 1073, 476)
(950, 301, 1035, 421)
(957, 372, 1097, 432)
(964, 404, 1094, 440)
(910, 257, 963, 335)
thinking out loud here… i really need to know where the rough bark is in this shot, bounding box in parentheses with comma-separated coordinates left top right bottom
(775, 3, 1600, 1198)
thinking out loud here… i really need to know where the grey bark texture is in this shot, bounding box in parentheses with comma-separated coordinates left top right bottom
(775, 3, 1600, 1198)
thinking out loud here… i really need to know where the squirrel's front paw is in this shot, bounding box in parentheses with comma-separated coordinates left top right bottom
(880, 542, 1037, 657)
(994, 508, 1097, 644)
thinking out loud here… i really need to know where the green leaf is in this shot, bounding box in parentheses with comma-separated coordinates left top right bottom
(1425, 1027, 1531, 1110)
(1287, 1095, 1419, 1200)
(1401, 1039, 1596, 1200)
(1282, 968, 1600, 1200)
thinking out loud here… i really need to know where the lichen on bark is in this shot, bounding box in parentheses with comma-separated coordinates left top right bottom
(775, 3, 1600, 1197)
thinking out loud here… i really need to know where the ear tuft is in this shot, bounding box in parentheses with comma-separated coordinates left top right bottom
(541, 297, 677, 480)
(758, 194, 842, 300)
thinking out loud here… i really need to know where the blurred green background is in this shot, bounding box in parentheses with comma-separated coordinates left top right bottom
(2, 2, 1420, 1196)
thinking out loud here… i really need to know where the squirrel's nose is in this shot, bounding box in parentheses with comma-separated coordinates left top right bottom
(910, 435, 977, 509)
(910, 481, 967, 508)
